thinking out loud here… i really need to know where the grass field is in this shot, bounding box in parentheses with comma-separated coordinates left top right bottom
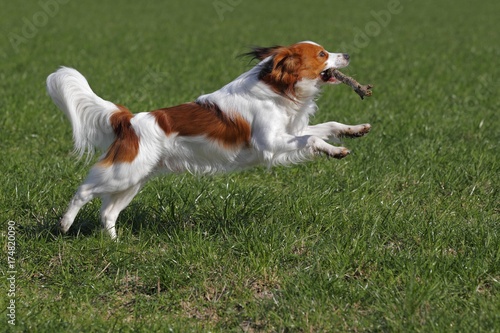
(1, 0, 499, 331)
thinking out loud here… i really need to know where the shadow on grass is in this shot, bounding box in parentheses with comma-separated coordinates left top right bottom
(19, 207, 102, 241)
(122, 185, 275, 237)
(21, 185, 275, 241)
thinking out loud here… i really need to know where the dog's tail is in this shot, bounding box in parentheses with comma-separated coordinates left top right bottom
(46, 67, 129, 159)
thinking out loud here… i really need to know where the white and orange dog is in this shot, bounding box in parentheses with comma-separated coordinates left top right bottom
(47, 41, 371, 239)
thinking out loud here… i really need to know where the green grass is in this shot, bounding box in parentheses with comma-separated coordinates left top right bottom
(1, 0, 499, 331)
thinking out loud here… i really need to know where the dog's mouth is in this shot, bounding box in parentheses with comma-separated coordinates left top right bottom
(320, 68, 340, 84)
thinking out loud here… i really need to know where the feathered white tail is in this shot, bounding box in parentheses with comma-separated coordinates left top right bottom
(46, 67, 120, 158)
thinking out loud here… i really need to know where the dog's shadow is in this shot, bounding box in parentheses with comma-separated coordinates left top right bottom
(24, 186, 274, 241)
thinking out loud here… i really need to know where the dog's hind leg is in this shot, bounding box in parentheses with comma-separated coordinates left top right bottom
(99, 183, 143, 239)
(59, 183, 97, 234)
(59, 163, 112, 234)
(59, 161, 147, 237)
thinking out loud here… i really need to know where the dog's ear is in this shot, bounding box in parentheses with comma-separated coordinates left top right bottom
(242, 46, 283, 61)
(273, 49, 300, 76)
(272, 49, 301, 96)
(256, 47, 301, 98)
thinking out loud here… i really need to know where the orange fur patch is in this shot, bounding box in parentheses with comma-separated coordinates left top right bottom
(100, 105, 139, 166)
(152, 102, 251, 148)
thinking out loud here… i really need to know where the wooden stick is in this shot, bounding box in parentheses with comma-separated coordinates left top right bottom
(329, 69, 373, 100)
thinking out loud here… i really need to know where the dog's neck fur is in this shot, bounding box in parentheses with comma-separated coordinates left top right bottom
(196, 59, 322, 135)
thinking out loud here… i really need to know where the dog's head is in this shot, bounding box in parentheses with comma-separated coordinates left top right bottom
(246, 41, 350, 98)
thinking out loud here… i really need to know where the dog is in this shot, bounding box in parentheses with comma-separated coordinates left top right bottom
(47, 41, 371, 239)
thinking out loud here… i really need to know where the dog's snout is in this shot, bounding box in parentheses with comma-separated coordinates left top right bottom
(330, 52, 350, 69)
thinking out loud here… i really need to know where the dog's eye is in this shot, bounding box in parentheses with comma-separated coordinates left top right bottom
(318, 51, 326, 58)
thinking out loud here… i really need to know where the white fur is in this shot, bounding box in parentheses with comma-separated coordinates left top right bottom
(46, 67, 118, 159)
(47, 43, 370, 239)
(327, 52, 350, 70)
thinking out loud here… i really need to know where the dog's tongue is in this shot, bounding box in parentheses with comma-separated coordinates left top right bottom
(328, 76, 340, 83)
(321, 68, 340, 83)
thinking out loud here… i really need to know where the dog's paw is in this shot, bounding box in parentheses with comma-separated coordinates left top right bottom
(322, 146, 350, 159)
(59, 217, 71, 234)
(343, 123, 371, 138)
(333, 147, 351, 159)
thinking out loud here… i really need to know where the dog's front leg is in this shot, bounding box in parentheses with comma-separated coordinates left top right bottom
(255, 133, 350, 166)
(273, 134, 350, 159)
(302, 122, 371, 140)
(302, 136, 350, 158)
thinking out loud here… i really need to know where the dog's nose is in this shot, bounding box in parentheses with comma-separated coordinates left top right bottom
(343, 53, 350, 61)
